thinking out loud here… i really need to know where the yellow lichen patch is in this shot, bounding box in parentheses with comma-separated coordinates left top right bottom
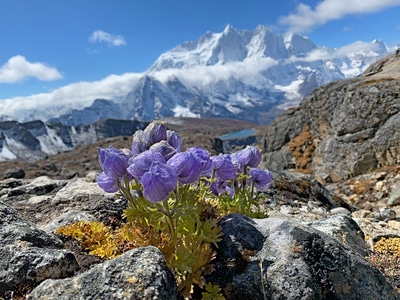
(126, 276, 138, 284)
(286, 125, 315, 174)
(349, 178, 372, 195)
(55, 220, 128, 259)
(374, 237, 400, 258)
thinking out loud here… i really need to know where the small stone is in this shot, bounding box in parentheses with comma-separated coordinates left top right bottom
(3, 168, 25, 179)
(351, 209, 372, 218)
(374, 181, 383, 192)
(378, 221, 387, 227)
(373, 207, 396, 221)
(387, 220, 400, 231)
(330, 207, 351, 215)
(387, 184, 400, 206)
(280, 205, 294, 215)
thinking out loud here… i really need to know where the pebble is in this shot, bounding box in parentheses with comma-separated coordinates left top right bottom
(373, 207, 396, 221)
(330, 207, 351, 215)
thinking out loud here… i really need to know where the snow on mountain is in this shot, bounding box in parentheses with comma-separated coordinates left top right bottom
(0, 119, 147, 162)
(1, 25, 395, 126)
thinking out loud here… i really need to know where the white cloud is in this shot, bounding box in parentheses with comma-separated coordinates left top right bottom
(89, 30, 126, 46)
(0, 55, 62, 83)
(0, 72, 142, 119)
(0, 58, 278, 121)
(279, 0, 400, 33)
(285, 40, 385, 63)
(153, 57, 278, 87)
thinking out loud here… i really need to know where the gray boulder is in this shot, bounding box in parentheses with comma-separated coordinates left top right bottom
(0, 201, 79, 298)
(27, 246, 180, 300)
(3, 168, 25, 179)
(207, 214, 399, 300)
(388, 184, 400, 207)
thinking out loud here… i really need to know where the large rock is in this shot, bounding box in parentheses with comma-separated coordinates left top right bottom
(207, 214, 400, 300)
(259, 51, 400, 183)
(27, 246, 180, 300)
(0, 201, 79, 298)
(1, 176, 125, 228)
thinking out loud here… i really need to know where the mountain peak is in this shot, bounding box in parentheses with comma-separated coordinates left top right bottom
(222, 24, 235, 35)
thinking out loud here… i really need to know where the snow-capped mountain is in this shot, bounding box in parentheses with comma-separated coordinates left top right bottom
(1, 25, 395, 126)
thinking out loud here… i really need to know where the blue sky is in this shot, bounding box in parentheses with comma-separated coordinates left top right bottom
(1, 0, 400, 104)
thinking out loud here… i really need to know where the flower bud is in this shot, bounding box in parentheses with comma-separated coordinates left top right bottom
(141, 162, 177, 202)
(131, 130, 146, 155)
(98, 147, 131, 180)
(149, 141, 177, 161)
(143, 121, 167, 147)
(211, 154, 236, 181)
(232, 146, 262, 172)
(127, 150, 165, 181)
(247, 168, 272, 191)
(96, 172, 119, 193)
(188, 146, 212, 176)
(167, 150, 202, 184)
(167, 130, 183, 152)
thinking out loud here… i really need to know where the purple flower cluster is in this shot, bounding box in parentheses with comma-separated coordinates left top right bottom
(97, 121, 272, 203)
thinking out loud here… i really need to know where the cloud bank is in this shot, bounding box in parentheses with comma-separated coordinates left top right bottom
(0, 55, 62, 83)
(89, 30, 127, 46)
(279, 0, 400, 33)
(0, 72, 142, 119)
(153, 57, 278, 87)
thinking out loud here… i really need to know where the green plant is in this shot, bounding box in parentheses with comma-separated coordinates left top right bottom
(58, 121, 272, 299)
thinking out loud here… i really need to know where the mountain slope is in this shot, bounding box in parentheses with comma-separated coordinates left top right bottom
(0, 119, 148, 162)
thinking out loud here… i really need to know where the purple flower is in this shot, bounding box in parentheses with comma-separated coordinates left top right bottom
(167, 130, 183, 152)
(96, 172, 119, 193)
(167, 150, 203, 184)
(98, 147, 131, 180)
(141, 162, 177, 202)
(131, 130, 146, 155)
(187, 146, 212, 176)
(127, 150, 165, 181)
(247, 168, 272, 191)
(143, 121, 167, 147)
(149, 141, 177, 161)
(211, 154, 236, 181)
(209, 180, 235, 198)
(232, 146, 262, 172)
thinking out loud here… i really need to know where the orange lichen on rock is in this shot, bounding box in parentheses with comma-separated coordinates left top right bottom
(286, 125, 316, 174)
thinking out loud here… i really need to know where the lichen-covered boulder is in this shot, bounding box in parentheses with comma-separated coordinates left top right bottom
(207, 214, 400, 300)
(0, 201, 79, 298)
